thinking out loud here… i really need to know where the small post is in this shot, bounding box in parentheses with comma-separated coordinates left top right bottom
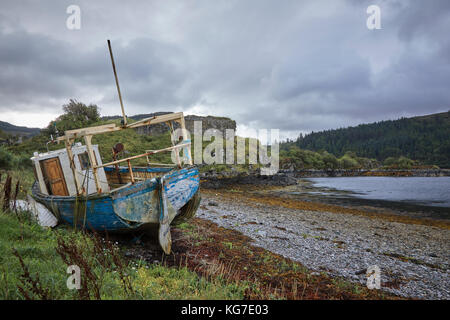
(112, 147, 123, 184)
(107, 39, 127, 127)
(167, 121, 181, 168)
(84, 135, 102, 193)
(65, 138, 82, 195)
(179, 115, 192, 165)
(127, 159, 135, 183)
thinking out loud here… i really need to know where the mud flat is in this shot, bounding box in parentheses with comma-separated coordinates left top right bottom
(197, 188, 450, 300)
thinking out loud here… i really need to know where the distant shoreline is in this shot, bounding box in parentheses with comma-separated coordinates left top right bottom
(200, 168, 450, 189)
(290, 168, 450, 178)
(200, 169, 450, 219)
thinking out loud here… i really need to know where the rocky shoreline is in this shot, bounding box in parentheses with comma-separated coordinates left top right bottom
(197, 167, 450, 299)
(200, 171, 298, 188)
(197, 189, 450, 300)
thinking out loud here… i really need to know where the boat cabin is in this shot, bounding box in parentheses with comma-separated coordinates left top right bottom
(31, 143, 109, 196)
(31, 112, 192, 198)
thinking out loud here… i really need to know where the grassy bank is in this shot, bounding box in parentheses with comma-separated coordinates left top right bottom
(0, 209, 247, 300)
(0, 170, 245, 300)
(0, 209, 397, 300)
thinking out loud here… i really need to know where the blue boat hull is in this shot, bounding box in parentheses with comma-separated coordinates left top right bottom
(31, 166, 200, 232)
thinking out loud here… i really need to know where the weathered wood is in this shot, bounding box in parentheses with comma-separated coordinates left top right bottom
(112, 147, 123, 184)
(127, 159, 135, 183)
(12, 180, 20, 212)
(57, 112, 187, 141)
(168, 121, 181, 168)
(127, 112, 185, 128)
(57, 123, 120, 141)
(146, 162, 175, 167)
(95, 143, 190, 169)
(65, 138, 82, 195)
(180, 117, 193, 165)
(34, 157, 49, 195)
(84, 135, 102, 193)
(105, 170, 161, 184)
(41, 158, 69, 196)
(32, 167, 200, 231)
(127, 116, 156, 128)
(107, 39, 127, 126)
(158, 177, 173, 254)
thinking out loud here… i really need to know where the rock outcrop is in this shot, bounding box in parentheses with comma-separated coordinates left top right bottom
(200, 166, 298, 189)
(130, 112, 236, 136)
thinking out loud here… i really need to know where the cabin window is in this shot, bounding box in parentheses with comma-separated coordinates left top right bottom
(78, 152, 97, 170)
(78, 152, 89, 170)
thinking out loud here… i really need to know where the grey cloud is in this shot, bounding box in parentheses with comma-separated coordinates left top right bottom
(0, 0, 449, 136)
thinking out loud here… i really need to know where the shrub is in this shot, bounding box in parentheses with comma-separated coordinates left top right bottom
(0, 146, 18, 169)
(338, 155, 359, 169)
(383, 156, 416, 169)
(321, 151, 338, 170)
(0, 147, 31, 170)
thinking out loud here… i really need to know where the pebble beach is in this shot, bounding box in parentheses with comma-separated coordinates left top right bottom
(197, 188, 450, 300)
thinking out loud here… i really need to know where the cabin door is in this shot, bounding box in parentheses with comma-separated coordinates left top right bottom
(41, 157, 69, 196)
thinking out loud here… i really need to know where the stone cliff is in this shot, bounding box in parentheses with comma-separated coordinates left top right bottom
(130, 112, 236, 136)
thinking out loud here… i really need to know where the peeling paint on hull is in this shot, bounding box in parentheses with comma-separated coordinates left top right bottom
(31, 167, 200, 232)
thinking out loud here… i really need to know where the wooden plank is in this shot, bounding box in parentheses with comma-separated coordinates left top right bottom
(127, 159, 135, 183)
(64, 123, 118, 136)
(167, 121, 181, 168)
(107, 40, 127, 126)
(105, 170, 161, 184)
(42, 158, 69, 196)
(146, 162, 176, 167)
(57, 113, 186, 141)
(180, 117, 193, 165)
(95, 143, 191, 169)
(127, 116, 156, 128)
(65, 138, 82, 195)
(57, 123, 120, 141)
(84, 135, 102, 193)
(127, 112, 185, 129)
(34, 160, 49, 195)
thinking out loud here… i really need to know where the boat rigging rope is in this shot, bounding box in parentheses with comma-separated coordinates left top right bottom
(74, 157, 90, 230)
(83, 162, 89, 229)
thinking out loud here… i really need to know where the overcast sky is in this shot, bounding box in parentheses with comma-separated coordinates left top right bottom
(0, 0, 449, 139)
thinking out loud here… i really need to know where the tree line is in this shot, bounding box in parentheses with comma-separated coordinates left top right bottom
(282, 111, 450, 168)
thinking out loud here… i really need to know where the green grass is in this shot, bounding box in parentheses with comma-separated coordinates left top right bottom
(0, 209, 246, 300)
(0, 169, 35, 198)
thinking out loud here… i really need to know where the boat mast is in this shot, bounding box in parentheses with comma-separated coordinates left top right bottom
(57, 41, 193, 196)
(107, 39, 127, 127)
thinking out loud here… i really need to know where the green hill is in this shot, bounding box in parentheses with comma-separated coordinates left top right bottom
(3, 100, 260, 172)
(0, 121, 40, 137)
(285, 111, 450, 168)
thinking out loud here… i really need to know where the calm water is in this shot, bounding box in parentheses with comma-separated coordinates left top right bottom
(308, 177, 450, 208)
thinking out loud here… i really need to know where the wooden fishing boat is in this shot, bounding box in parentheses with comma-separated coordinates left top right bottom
(29, 41, 200, 254)
(30, 113, 200, 254)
